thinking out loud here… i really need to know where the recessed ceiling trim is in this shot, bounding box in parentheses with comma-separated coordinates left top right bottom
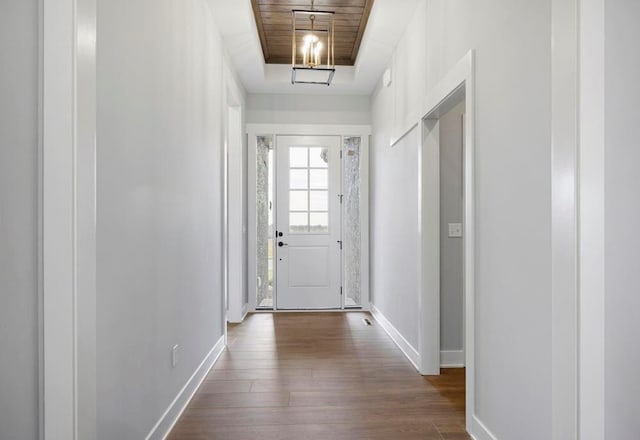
(251, 0, 270, 62)
(250, 0, 375, 67)
(351, 0, 374, 63)
(207, 0, 422, 95)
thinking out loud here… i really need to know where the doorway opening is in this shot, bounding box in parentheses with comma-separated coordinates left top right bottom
(438, 99, 466, 369)
(248, 126, 370, 312)
(418, 51, 475, 434)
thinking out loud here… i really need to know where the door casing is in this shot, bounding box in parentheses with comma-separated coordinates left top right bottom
(247, 124, 371, 312)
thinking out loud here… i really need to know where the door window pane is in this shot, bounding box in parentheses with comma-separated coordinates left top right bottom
(290, 191, 308, 212)
(309, 169, 328, 189)
(290, 169, 308, 189)
(309, 147, 329, 168)
(290, 212, 308, 233)
(309, 191, 328, 211)
(290, 147, 308, 168)
(310, 212, 329, 233)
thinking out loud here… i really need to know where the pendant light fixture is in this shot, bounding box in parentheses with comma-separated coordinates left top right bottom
(291, 0, 335, 85)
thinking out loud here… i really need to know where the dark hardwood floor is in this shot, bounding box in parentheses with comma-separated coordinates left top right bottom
(168, 312, 469, 440)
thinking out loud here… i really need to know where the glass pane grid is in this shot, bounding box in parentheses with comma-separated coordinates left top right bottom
(288, 145, 331, 234)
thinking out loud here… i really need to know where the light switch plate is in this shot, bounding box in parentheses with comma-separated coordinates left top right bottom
(172, 344, 179, 368)
(448, 223, 463, 238)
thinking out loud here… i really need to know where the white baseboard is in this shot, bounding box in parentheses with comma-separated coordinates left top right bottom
(370, 304, 420, 371)
(241, 303, 249, 320)
(228, 303, 249, 323)
(470, 415, 498, 440)
(441, 350, 465, 368)
(145, 336, 226, 440)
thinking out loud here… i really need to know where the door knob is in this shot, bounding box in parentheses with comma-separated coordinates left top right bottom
(278, 241, 288, 247)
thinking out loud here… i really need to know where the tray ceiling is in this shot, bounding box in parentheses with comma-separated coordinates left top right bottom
(251, 0, 375, 66)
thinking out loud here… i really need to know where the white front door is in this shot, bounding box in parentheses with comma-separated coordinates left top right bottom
(275, 135, 342, 309)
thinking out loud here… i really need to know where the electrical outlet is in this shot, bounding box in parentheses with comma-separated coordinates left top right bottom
(172, 344, 179, 368)
(383, 68, 392, 87)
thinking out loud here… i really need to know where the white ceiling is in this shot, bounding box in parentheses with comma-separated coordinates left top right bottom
(207, 0, 421, 96)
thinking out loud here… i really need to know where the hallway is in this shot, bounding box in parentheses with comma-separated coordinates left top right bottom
(168, 313, 468, 440)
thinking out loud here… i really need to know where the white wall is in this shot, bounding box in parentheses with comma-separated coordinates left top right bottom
(604, 0, 640, 437)
(0, 1, 40, 439)
(247, 93, 371, 125)
(96, 0, 240, 437)
(439, 101, 465, 353)
(369, 121, 420, 350)
(227, 103, 248, 322)
(370, 0, 552, 438)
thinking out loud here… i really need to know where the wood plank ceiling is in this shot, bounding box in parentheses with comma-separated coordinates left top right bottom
(251, 0, 375, 66)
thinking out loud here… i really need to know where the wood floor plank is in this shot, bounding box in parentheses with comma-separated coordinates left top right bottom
(195, 380, 253, 394)
(213, 357, 410, 370)
(168, 312, 470, 440)
(168, 421, 445, 440)
(435, 422, 472, 440)
(188, 392, 290, 409)
(219, 350, 405, 361)
(175, 406, 465, 428)
(249, 375, 433, 393)
(311, 364, 418, 378)
(288, 389, 457, 409)
(205, 368, 312, 381)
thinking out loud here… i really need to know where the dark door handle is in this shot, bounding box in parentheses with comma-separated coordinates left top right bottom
(278, 241, 288, 247)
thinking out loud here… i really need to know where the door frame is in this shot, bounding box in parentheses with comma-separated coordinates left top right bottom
(247, 124, 371, 312)
(223, 64, 248, 325)
(41, 0, 98, 438)
(402, 51, 476, 433)
(578, 0, 605, 437)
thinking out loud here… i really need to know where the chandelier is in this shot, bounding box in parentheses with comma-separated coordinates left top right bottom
(291, 0, 335, 86)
